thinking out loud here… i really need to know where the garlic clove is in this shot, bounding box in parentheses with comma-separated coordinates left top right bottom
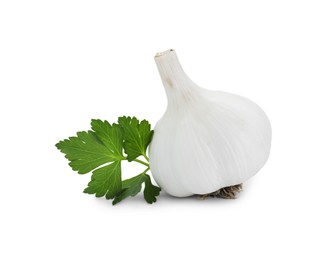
(149, 49, 271, 197)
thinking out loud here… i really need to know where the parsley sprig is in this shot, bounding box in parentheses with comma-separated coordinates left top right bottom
(56, 116, 161, 205)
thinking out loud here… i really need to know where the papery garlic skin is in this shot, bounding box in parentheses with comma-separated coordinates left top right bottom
(149, 50, 271, 197)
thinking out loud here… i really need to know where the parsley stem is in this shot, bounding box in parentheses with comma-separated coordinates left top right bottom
(143, 154, 150, 162)
(142, 167, 150, 175)
(134, 159, 150, 167)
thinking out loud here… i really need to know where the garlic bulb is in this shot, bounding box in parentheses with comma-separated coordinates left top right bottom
(149, 49, 271, 197)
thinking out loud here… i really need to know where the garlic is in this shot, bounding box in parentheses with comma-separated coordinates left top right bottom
(149, 49, 272, 197)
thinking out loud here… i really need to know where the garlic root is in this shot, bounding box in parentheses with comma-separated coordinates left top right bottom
(199, 184, 243, 200)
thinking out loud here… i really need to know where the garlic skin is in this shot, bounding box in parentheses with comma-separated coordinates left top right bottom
(149, 50, 271, 197)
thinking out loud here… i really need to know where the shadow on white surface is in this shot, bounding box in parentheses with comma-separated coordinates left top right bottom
(90, 177, 256, 208)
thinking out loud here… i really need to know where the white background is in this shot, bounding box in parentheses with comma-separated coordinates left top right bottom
(1, 0, 334, 259)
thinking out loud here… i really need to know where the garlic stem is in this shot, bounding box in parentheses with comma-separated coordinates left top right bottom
(154, 49, 199, 106)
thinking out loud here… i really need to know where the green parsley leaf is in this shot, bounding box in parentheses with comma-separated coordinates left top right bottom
(84, 161, 122, 199)
(112, 173, 161, 205)
(56, 120, 124, 199)
(91, 120, 123, 158)
(56, 116, 160, 205)
(143, 174, 161, 204)
(112, 174, 145, 205)
(55, 131, 116, 174)
(118, 116, 153, 162)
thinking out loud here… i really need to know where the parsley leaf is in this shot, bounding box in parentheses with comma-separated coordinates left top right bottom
(91, 120, 123, 158)
(118, 116, 154, 162)
(112, 174, 145, 205)
(84, 161, 122, 199)
(143, 174, 161, 204)
(55, 131, 117, 174)
(56, 120, 124, 198)
(113, 173, 161, 205)
(56, 116, 161, 205)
